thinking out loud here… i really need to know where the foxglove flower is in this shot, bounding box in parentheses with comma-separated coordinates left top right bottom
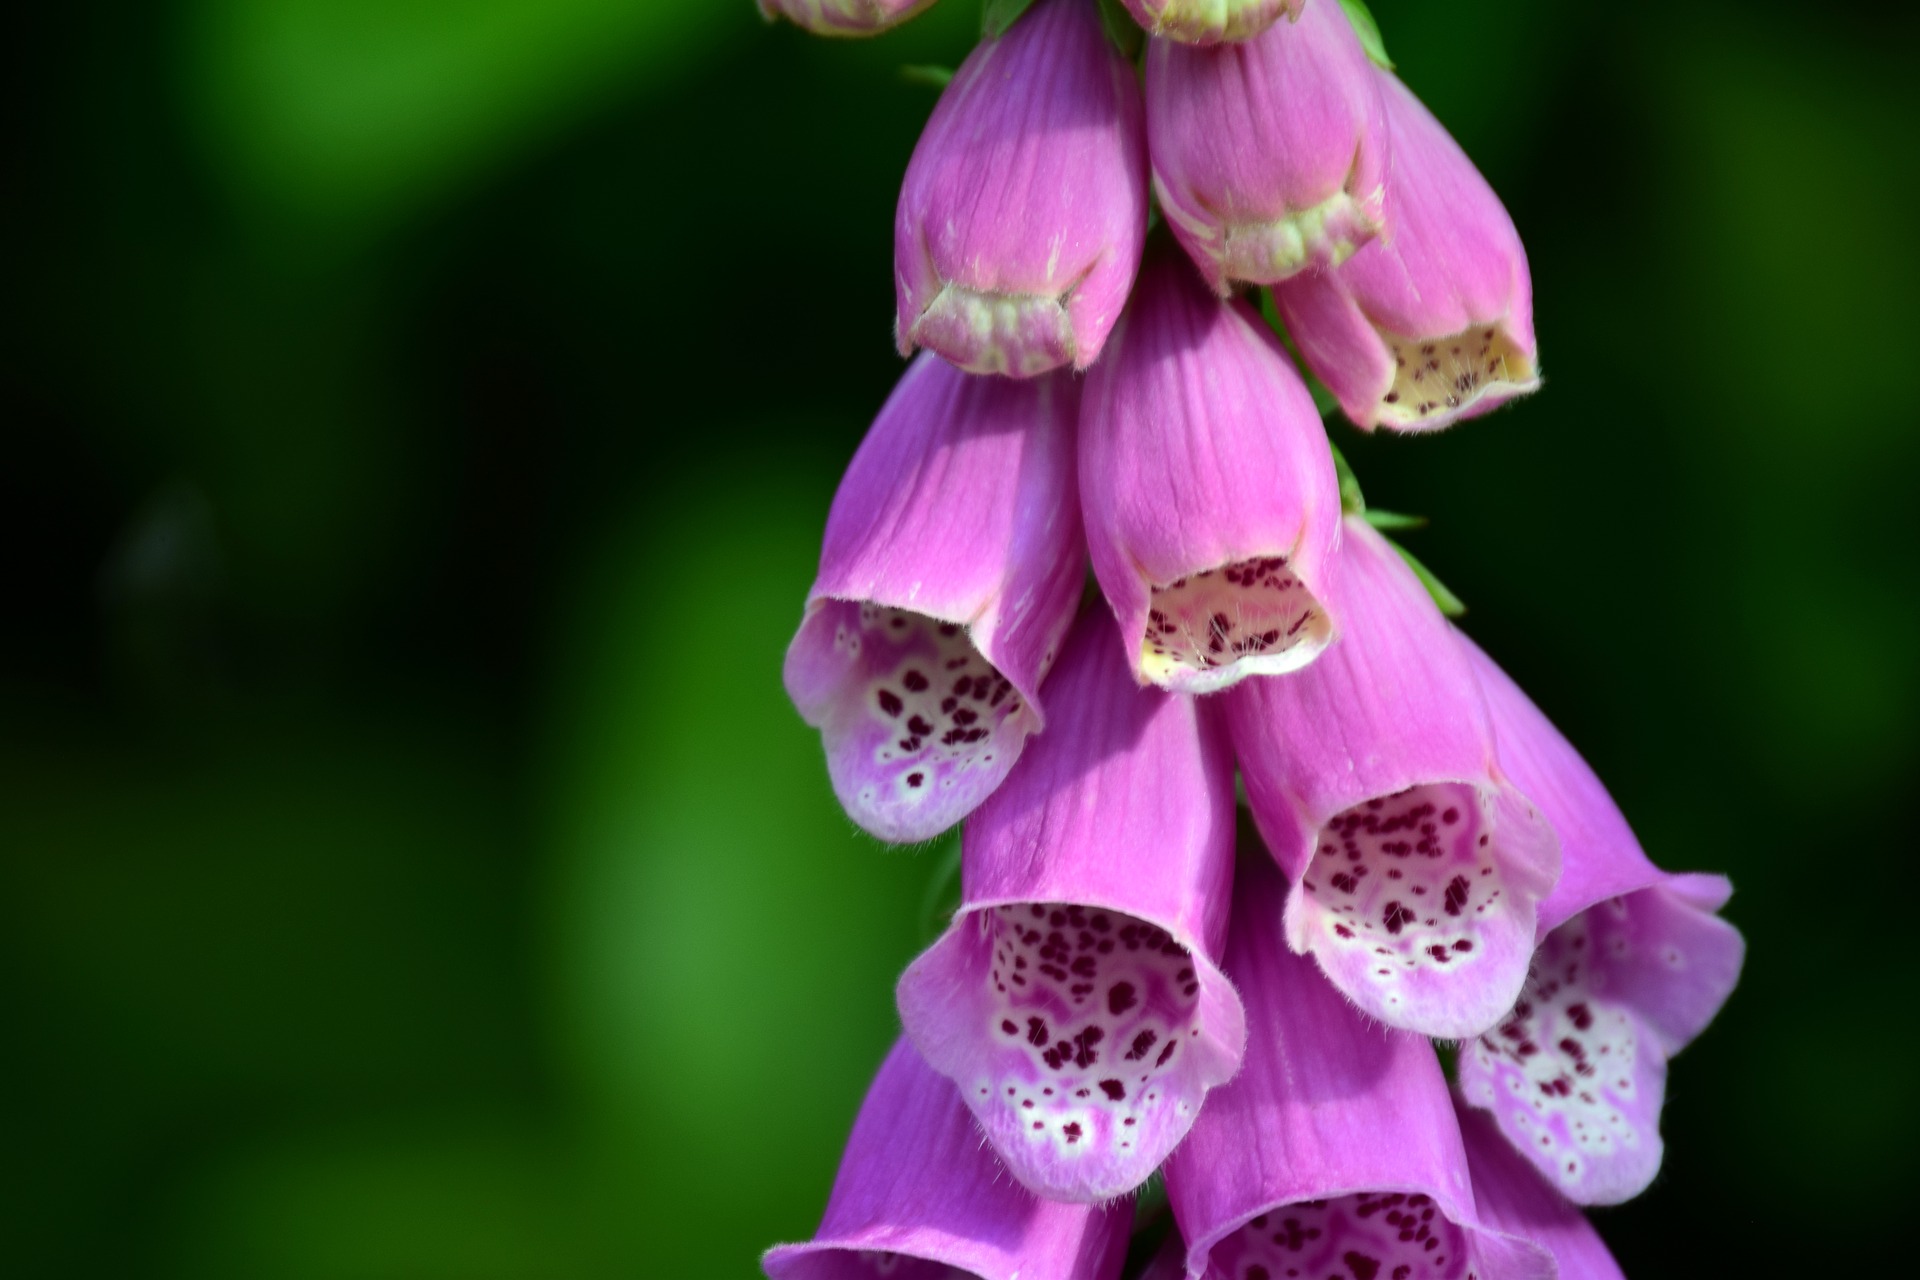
(1080, 240, 1342, 694)
(1121, 0, 1301, 46)
(895, 0, 1149, 376)
(898, 608, 1246, 1203)
(1275, 71, 1539, 431)
(1164, 853, 1554, 1280)
(1147, 0, 1389, 292)
(784, 355, 1083, 843)
(1227, 517, 1560, 1038)
(1456, 636, 1745, 1205)
(1458, 1100, 1628, 1280)
(759, 0, 937, 37)
(763, 1038, 1133, 1280)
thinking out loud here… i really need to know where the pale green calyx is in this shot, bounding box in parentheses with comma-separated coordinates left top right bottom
(1337, 0, 1394, 69)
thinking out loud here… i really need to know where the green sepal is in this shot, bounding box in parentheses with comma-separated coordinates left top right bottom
(1258, 288, 1342, 417)
(1389, 539, 1468, 618)
(900, 64, 955, 89)
(1337, 0, 1394, 70)
(1305, 373, 1341, 420)
(1257, 282, 1287, 337)
(1362, 509, 1429, 532)
(1329, 443, 1367, 517)
(1096, 0, 1145, 59)
(983, 0, 1040, 37)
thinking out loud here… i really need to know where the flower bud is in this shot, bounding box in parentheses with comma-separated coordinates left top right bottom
(895, 0, 1149, 377)
(1079, 241, 1342, 694)
(1120, 0, 1301, 45)
(758, 0, 937, 38)
(783, 355, 1084, 843)
(1275, 71, 1540, 431)
(1146, 0, 1389, 292)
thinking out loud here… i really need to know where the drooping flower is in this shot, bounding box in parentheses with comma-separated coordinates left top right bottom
(1147, 0, 1389, 292)
(1120, 0, 1301, 46)
(1457, 1099, 1629, 1280)
(898, 608, 1245, 1204)
(894, 0, 1149, 377)
(761, 4, 1735, 1273)
(1275, 69, 1539, 431)
(1079, 239, 1342, 695)
(758, 0, 937, 37)
(1455, 635, 1745, 1205)
(1226, 517, 1560, 1039)
(784, 354, 1083, 843)
(1164, 852, 1555, 1280)
(763, 1038, 1133, 1280)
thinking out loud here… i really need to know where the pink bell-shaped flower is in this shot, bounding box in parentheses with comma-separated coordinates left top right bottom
(1164, 852, 1555, 1280)
(898, 609, 1246, 1203)
(1080, 240, 1342, 694)
(1227, 518, 1561, 1039)
(763, 1038, 1132, 1280)
(784, 355, 1084, 843)
(1148, 0, 1389, 291)
(1455, 634, 1745, 1205)
(894, 0, 1149, 376)
(1276, 70, 1540, 431)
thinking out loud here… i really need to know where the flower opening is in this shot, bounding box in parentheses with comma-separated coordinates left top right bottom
(795, 602, 1035, 842)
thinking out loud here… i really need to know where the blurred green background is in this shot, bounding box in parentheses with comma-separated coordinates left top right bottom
(4, 1, 1915, 1275)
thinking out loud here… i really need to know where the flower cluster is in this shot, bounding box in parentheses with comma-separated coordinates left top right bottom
(762, 4, 1742, 1279)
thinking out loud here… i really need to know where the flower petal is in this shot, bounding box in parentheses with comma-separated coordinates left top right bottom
(1080, 242, 1342, 695)
(785, 356, 1083, 842)
(895, 0, 1148, 375)
(1228, 519, 1560, 1038)
(1285, 779, 1557, 1040)
(1166, 854, 1554, 1280)
(1458, 909, 1669, 1206)
(763, 1040, 1132, 1280)
(1276, 72, 1537, 432)
(1458, 1100, 1628, 1280)
(1456, 631, 1745, 1202)
(899, 609, 1245, 1203)
(1148, 0, 1389, 291)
